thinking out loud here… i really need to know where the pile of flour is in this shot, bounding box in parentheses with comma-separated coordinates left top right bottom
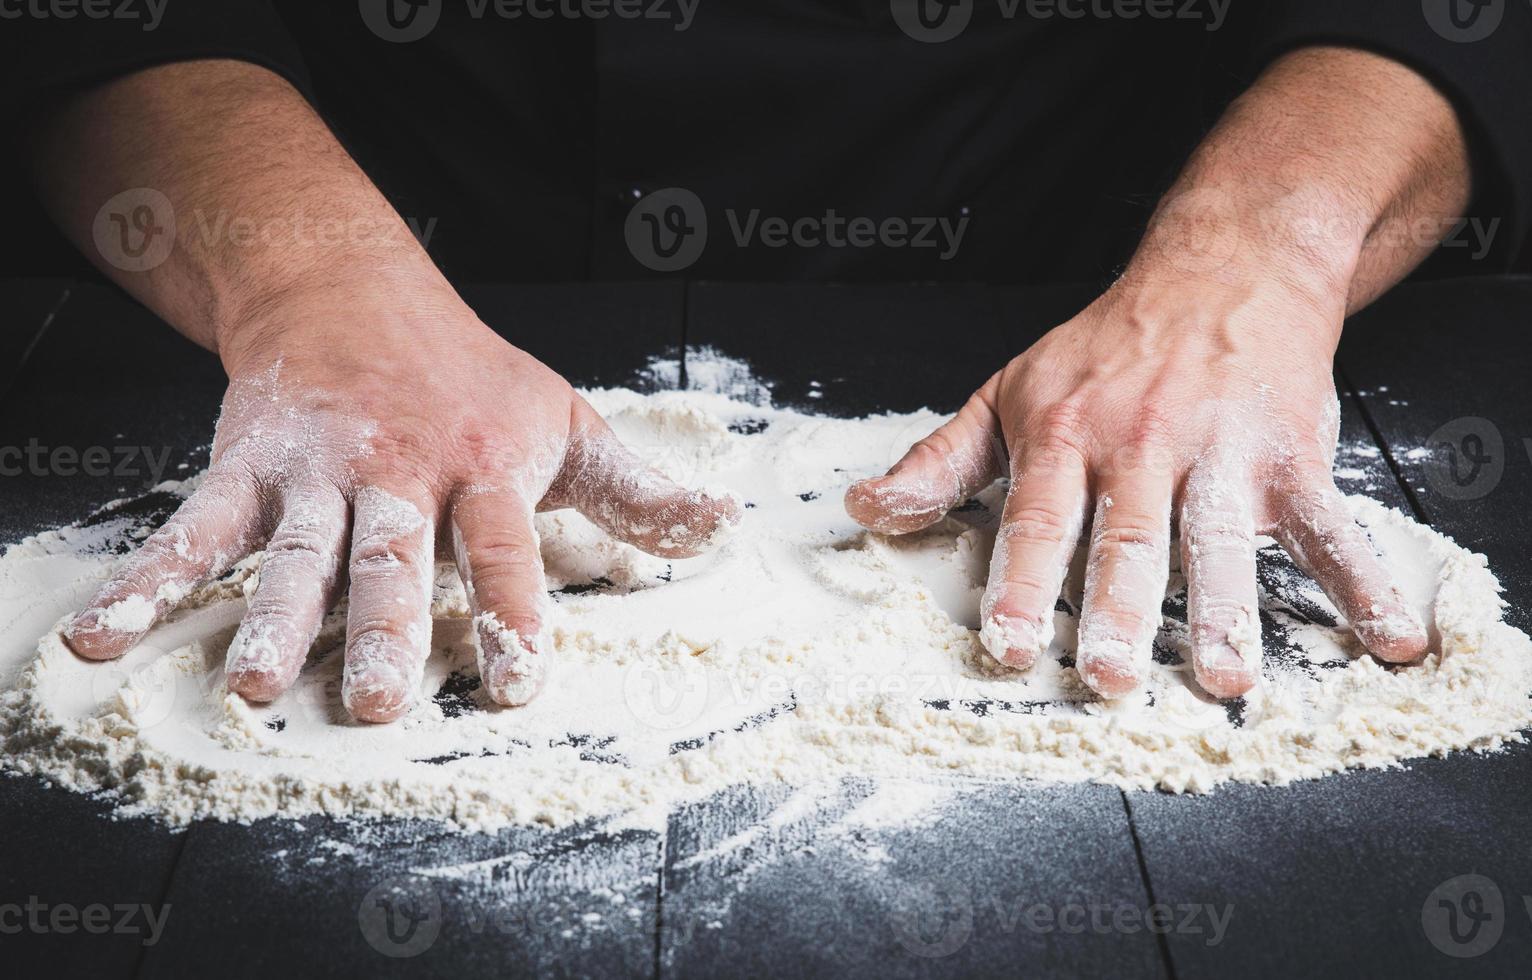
(3, 363, 1530, 832)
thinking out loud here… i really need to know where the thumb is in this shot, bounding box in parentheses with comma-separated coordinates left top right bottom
(550, 398, 743, 559)
(845, 377, 1004, 534)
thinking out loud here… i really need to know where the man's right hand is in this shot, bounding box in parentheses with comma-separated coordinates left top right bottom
(64, 283, 741, 722)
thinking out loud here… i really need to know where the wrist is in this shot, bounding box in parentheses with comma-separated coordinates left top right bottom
(214, 257, 470, 375)
(1124, 176, 1366, 314)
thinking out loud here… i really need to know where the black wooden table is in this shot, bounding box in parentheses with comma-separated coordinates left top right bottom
(2, 278, 1529, 979)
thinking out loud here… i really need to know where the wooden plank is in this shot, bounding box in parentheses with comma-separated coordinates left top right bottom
(0, 281, 188, 978)
(0, 774, 182, 978)
(661, 779, 1166, 979)
(1126, 741, 1532, 980)
(136, 816, 662, 979)
(0, 277, 70, 400)
(685, 282, 1010, 415)
(1338, 276, 1532, 629)
(1130, 277, 1532, 978)
(1121, 367, 1423, 976)
(459, 281, 687, 390)
(0, 282, 223, 544)
(673, 285, 1164, 978)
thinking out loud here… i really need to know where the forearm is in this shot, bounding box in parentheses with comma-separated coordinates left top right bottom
(1130, 46, 1471, 322)
(27, 59, 457, 359)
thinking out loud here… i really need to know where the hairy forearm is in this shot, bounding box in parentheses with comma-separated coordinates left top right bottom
(28, 59, 455, 357)
(1130, 46, 1471, 322)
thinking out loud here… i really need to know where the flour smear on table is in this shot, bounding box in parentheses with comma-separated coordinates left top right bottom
(3, 355, 1530, 833)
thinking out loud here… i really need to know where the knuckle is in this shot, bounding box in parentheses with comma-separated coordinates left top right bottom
(348, 538, 427, 575)
(1094, 521, 1163, 551)
(345, 622, 416, 653)
(469, 544, 543, 586)
(1004, 502, 1077, 544)
(913, 428, 957, 462)
(348, 537, 401, 568)
(1127, 406, 1176, 451)
(1029, 401, 1093, 461)
(1187, 520, 1254, 550)
(994, 572, 1055, 608)
(266, 524, 332, 562)
(140, 519, 197, 562)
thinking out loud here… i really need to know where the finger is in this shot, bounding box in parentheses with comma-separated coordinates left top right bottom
(452, 488, 551, 707)
(977, 446, 1087, 671)
(342, 484, 436, 723)
(1078, 472, 1173, 699)
(552, 401, 742, 559)
(1275, 479, 1428, 663)
(224, 485, 349, 702)
(1179, 464, 1260, 699)
(846, 379, 1003, 534)
(65, 472, 264, 661)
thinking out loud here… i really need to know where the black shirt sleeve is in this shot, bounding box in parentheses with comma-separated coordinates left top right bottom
(0, 1, 312, 118)
(1239, 0, 1532, 271)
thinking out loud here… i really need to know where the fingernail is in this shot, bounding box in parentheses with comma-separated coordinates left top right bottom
(62, 604, 144, 661)
(980, 614, 1048, 670)
(342, 662, 413, 722)
(474, 614, 550, 707)
(1077, 639, 1144, 698)
(845, 479, 942, 533)
(1353, 604, 1430, 663)
(1193, 642, 1258, 700)
(226, 624, 297, 703)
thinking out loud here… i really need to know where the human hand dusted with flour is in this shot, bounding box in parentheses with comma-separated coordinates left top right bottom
(34, 60, 737, 721)
(63, 288, 739, 721)
(848, 48, 1470, 700)
(849, 274, 1427, 700)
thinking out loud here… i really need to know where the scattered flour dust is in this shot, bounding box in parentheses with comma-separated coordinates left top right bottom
(2, 356, 1531, 834)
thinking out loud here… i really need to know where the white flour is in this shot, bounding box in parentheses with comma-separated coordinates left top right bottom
(2, 368, 1530, 832)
